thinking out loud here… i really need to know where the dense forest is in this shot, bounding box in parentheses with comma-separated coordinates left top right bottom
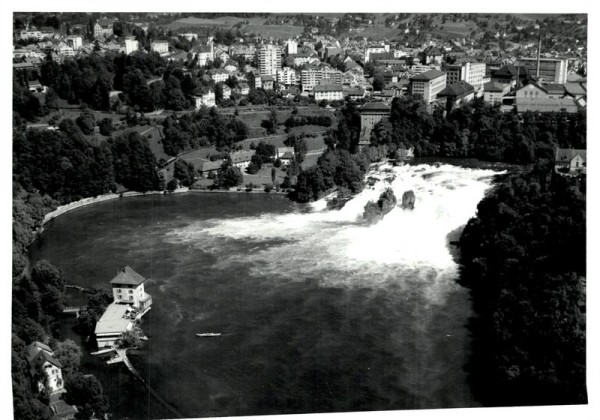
(458, 164, 586, 406)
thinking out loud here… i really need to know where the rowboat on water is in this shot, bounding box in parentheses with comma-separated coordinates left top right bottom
(196, 333, 222, 337)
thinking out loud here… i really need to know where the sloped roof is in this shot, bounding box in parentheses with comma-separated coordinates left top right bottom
(27, 342, 62, 370)
(484, 81, 507, 92)
(361, 102, 390, 112)
(493, 64, 529, 78)
(110, 266, 146, 286)
(564, 83, 586, 96)
(411, 69, 446, 81)
(198, 161, 222, 172)
(555, 148, 586, 162)
(438, 81, 474, 97)
(545, 84, 565, 95)
(314, 84, 343, 92)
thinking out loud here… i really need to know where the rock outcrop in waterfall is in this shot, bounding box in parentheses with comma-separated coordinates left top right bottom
(362, 188, 397, 224)
(401, 190, 416, 210)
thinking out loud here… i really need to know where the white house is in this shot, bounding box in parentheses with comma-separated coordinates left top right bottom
(124, 37, 139, 55)
(65, 35, 83, 51)
(151, 40, 170, 55)
(26, 342, 65, 394)
(95, 266, 153, 349)
(313, 84, 344, 101)
(193, 90, 216, 109)
(231, 150, 255, 169)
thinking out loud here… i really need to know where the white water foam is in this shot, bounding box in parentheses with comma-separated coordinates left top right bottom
(163, 164, 502, 298)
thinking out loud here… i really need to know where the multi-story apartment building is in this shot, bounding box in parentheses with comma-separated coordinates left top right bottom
(277, 67, 297, 86)
(517, 57, 569, 84)
(151, 40, 169, 55)
(258, 44, 282, 76)
(124, 37, 139, 55)
(286, 39, 298, 55)
(313, 84, 344, 101)
(444, 62, 486, 94)
(301, 66, 343, 92)
(65, 35, 82, 51)
(410, 69, 447, 104)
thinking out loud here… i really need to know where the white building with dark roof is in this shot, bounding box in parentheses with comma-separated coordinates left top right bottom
(410, 69, 447, 104)
(95, 266, 152, 349)
(27, 341, 65, 394)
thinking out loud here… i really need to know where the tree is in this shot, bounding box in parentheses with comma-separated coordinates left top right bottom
(173, 159, 196, 187)
(372, 74, 385, 91)
(214, 160, 243, 189)
(261, 109, 279, 134)
(64, 373, 108, 420)
(108, 131, 160, 192)
(76, 109, 96, 135)
(54, 339, 82, 377)
(98, 118, 114, 136)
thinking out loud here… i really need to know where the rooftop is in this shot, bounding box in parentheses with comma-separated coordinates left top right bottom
(94, 302, 132, 335)
(361, 102, 391, 112)
(110, 266, 146, 286)
(314, 84, 343, 92)
(438, 81, 475, 97)
(556, 148, 586, 162)
(411, 69, 446, 81)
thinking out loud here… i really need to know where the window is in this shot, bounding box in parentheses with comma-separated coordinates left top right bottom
(117, 289, 121, 293)
(129, 289, 133, 294)
(117, 294, 122, 300)
(129, 295, 133, 301)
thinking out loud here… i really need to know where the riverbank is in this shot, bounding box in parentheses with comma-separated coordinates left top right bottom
(41, 187, 288, 227)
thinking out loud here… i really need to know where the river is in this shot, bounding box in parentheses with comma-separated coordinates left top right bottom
(29, 163, 502, 419)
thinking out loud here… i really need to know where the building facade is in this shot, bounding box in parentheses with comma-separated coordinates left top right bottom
(124, 37, 139, 55)
(27, 342, 65, 394)
(258, 44, 282, 76)
(410, 69, 447, 104)
(444, 62, 486, 93)
(313, 84, 344, 101)
(94, 19, 114, 38)
(65, 35, 82, 51)
(277, 67, 297, 86)
(286, 39, 298, 55)
(359, 102, 391, 149)
(193, 91, 216, 109)
(517, 57, 569, 84)
(151, 40, 169, 55)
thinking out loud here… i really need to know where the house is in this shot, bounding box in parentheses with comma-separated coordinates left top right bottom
(410, 69, 447, 104)
(208, 69, 229, 83)
(437, 81, 475, 111)
(277, 67, 297, 86)
(27, 342, 65, 394)
(314, 84, 344, 101)
(483, 81, 510, 106)
(222, 84, 232, 100)
(95, 266, 152, 349)
(262, 75, 275, 91)
(237, 82, 250, 95)
(198, 160, 223, 178)
(420, 46, 443, 66)
(151, 40, 170, 55)
(346, 87, 366, 101)
(110, 266, 152, 310)
(193, 90, 216, 109)
(230, 150, 256, 169)
(555, 148, 586, 175)
(94, 18, 114, 38)
(276, 147, 295, 165)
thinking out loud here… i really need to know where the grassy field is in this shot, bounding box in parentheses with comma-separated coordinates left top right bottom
(242, 163, 287, 188)
(242, 24, 304, 38)
(341, 26, 402, 40)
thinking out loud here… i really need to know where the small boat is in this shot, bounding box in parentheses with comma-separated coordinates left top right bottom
(196, 333, 222, 337)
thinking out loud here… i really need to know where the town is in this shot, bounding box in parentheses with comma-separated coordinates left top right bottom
(12, 12, 588, 420)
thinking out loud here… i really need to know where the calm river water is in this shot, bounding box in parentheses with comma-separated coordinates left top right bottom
(30, 163, 500, 419)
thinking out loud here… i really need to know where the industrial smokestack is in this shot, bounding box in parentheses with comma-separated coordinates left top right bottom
(536, 33, 542, 78)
